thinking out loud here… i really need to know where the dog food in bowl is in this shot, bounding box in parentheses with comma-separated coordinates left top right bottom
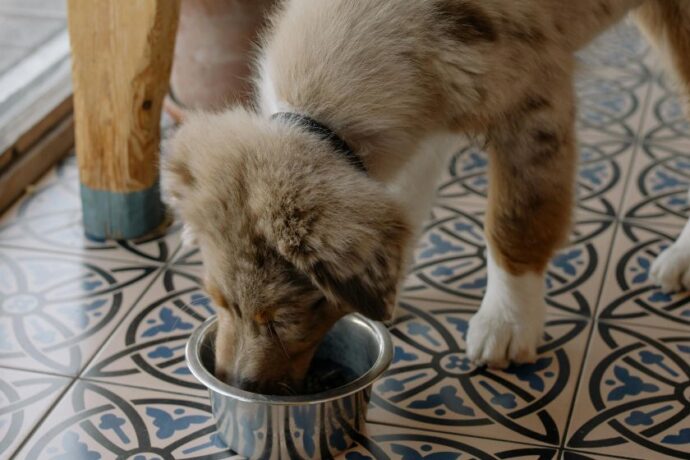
(304, 356, 360, 394)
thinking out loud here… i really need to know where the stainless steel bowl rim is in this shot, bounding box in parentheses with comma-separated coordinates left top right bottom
(186, 313, 393, 405)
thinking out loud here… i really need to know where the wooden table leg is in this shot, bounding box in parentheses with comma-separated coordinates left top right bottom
(67, 0, 180, 240)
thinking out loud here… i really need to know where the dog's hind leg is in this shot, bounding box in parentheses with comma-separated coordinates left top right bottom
(634, 1, 690, 291)
(634, 0, 690, 114)
(466, 69, 577, 368)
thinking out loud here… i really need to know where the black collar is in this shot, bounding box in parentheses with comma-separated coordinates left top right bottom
(271, 112, 366, 173)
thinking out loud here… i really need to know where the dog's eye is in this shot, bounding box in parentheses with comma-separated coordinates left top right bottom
(231, 302, 242, 318)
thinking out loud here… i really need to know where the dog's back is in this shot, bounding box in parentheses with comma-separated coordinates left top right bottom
(258, 1, 644, 167)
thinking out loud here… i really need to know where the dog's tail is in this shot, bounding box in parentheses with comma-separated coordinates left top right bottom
(634, 0, 690, 113)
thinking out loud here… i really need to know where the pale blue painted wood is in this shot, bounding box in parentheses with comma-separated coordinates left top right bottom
(80, 182, 164, 240)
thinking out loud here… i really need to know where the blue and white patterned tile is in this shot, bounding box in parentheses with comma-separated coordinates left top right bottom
(573, 131, 637, 220)
(343, 423, 558, 459)
(620, 76, 690, 228)
(575, 21, 652, 80)
(403, 203, 614, 319)
(566, 321, 690, 459)
(169, 245, 204, 278)
(642, 73, 690, 146)
(14, 377, 563, 460)
(597, 222, 690, 332)
(574, 23, 652, 137)
(434, 141, 489, 207)
(0, 367, 70, 459)
(367, 298, 591, 446)
(15, 379, 237, 459)
(0, 247, 158, 375)
(83, 259, 211, 397)
(0, 155, 183, 265)
(575, 72, 651, 150)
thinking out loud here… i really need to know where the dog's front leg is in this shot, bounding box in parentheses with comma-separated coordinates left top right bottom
(466, 73, 577, 368)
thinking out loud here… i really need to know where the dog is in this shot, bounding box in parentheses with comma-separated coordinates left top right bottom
(161, 0, 690, 393)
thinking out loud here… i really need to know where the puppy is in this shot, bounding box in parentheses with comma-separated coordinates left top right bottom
(161, 0, 690, 393)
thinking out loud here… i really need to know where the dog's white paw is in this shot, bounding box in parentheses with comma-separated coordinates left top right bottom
(466, 247, 546, 368)
(466, 299, 545, 368)
(651, 243, 690, 293)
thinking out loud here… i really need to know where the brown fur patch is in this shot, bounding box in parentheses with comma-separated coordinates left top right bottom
(521, 95, 551, 112)
(486, 78, 576, 275)
(500, 17, 546, 45)
(435, 0, 497, 43)
(487, 184, 571, 274)
(598, 1, 612, 17)
(254, 311, 271, 325)
(168, 159, 195, 187)
(530, 129, 561, 164)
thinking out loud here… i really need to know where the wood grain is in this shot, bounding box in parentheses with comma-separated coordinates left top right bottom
(0, 114, 74, 213)
(67, 0, 180, 192)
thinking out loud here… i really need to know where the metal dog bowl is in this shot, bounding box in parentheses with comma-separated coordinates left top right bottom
(186, 314, 393, 459)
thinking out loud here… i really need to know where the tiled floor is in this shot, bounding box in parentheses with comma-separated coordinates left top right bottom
(1, 22, 690, 460)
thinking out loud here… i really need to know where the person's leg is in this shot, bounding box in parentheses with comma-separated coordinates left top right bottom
(167, 0, 276, 121)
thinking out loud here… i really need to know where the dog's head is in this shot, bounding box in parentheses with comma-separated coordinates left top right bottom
(161, 108, 411, 394)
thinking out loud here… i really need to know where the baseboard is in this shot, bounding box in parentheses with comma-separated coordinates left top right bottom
(0, 114, 74, 214)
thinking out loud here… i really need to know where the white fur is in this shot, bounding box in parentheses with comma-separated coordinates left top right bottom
(651, 195, 690, 293)
(466, 245, 546, 367)
(181, 224, 197, 248)
(257, 59, 292, 115)
(389, 134, 464, 237)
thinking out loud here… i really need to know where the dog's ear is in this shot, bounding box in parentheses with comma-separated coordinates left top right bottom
(252, 174, 411, 321)
(306, 222, 409, 321)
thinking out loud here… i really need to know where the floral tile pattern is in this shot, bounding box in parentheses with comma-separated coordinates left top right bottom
(0, 156, 182, 265)
(344, 423, 559, 459)
(575, 19, 652, 75)
(83, 258, 211, 397)
(1, 20, 689, 460)
(620, 76, 690, 228)
(13, 380, 234, 460)
(16, 379, 562, 460)
(368, 298, 591, 446)
(0, 247, 158, 376)
(566, 322, 690, 459)
(0, 368, 69, 459)
(597, 222, 690, 332)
